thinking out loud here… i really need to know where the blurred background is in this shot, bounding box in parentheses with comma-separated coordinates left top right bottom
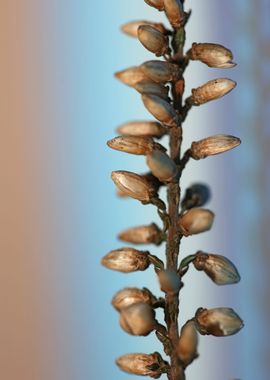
(0, 0, 269, 379)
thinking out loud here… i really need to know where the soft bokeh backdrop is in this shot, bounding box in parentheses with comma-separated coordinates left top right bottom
(0, 1, 269, 379)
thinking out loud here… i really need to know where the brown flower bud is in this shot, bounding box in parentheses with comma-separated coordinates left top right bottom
(138, 25, 169, 56)
(193, 251, 240, 285)
(107, 136, 165, 156)
(188, 42, 236, 69)
(134, 80, 170, 100)
(101, 248, 150, 273)
(164, 0, 184, 28)
(181, 183, 211, 210)
(144, 0, 165, 11)
(116, 121, 166, 139)
(115, 66, 147, 87)
(118, 223, 163, 245)
(116, 352, 168, 377)
(177, 321, 199, 366)
(146, 150, 178, 182)
(158, 270, 181, 294)
(179, 208, 215, 236)
(111, 170, 157, 202)
(191, 135, 241, 159)
(140, 60, 181, 83)
(195, 307, 244, 337)
(112, 287, 156, 312)
(121, 20, 167, 38)
(191, 78, 236, 105)
(119, 303, 156, 336)
(142, 94, 179, 127)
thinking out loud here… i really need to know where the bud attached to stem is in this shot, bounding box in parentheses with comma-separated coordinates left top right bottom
(121, 20, 167, 38)
(181, 183, 211, 210)
(116, 121, 166, 139)
(191, 135, 241, 159)
(164, 0, 184, 29)
(138, 25, 169, 56)
(158, 270, 181, 294)
(142, 94, 179, 127)
(115, 66, 147, 87)
(191, 78, 236, 105)
(112, 287, 157, 311)
(116, 352, 168, 377)
(188, 42, 236, 68)
(144, 0, 165, 11)
(118, 223, 164, 245)
(147, 150, 178, 182)
(101, 248, 150, 273)
(179, 208, 215, 236)
(134, 80, 170, 100)
(177, 321, 199, 367)
(107, 136, 165, 156)
(119, 303, 157, 336)
(140, 60, 181, 83)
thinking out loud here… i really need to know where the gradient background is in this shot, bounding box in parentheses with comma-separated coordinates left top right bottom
(0, 1, 269, 379)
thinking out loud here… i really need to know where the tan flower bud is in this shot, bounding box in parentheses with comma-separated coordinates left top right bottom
(115, 66, 147, 87)
(146, 150, 178, 182)
(112, 287, 156, 311)
(195, 307, 244, 337)
(179, 208, 215, 236)
(116, 121, 166, 139)
(142, 94, 178, 127)
(121, 20, 167, 38)
(191, 135, 241, 159)
(164, 0, 184, 28)
(116, 352, 167, 377)
(144, 0, 165, 11)
(138, 25, 169, 56)
(140, 60, 181, 83)
(134, 80, 170, 100)
(189, 42, 236, 68)
(119, 303, 156, 336)
(107, 136, 165, 156)
(158, 270, 181, 294)
(111, 170, 157, 202)
(177, 321, 199, 366)
(193, 251, 240, 285)
(118, 223, 163, 245)
(101, 248, 150, 273)
(191, 78, 236, 105)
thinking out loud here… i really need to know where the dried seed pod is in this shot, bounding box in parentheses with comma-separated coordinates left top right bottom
(142, 94, 179, 127)
(116, 121, 166, 139)
(134, 80, 170, 100)
(115, 66, 147, 87)
(146, 150, 178, 182)
(111, 170, 157, 202)
(188, 42, 236, 69)
(158, 270, 181, 294)
(107, 136, 165, 156)
(164, 0, 184, 28)
(144, 0, 165, 11)
(191, 78, 236, 105)
(121, 20, 167, 38)
(177, 321, 199, 366)
(116, 352, 168, 377)
(179, 208, 215, 236)
(195, 307, 244, 337)
(181, 183, 211, 210)
(101, 248, 150, 273)
(119, 303, 156, 336)
(191, 135, 241, 159)
(193, 251, 240, 285)
(118, 223, 163, 245)
(138, 25, 169, 56)
(140, 60, 181, 83)
(112, 287, 157, 311)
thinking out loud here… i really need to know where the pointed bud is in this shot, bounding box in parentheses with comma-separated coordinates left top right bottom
(191, 135, 241, 159)
(181, 183, 211, 210)
(140, 60, 181, 83)
(134, 80, 170, 100)
(118, 223, 163, 245)
(115, 66, 147, 87)
(121, 20, 167, 38)
(116, 352, 168, 377)
(179, 208, 215, 236)
(107, 136, 165, 156)
(138, 25, 169, 56)
(117, 121, 166, 139)
(101, 248, 150, 273)
(188, 43, 236, 69)
(111, 171, 157, 202)
(164, 0, 184, 28)
(147, 150, 178, 182)
(142, 94, 179, 127)
(112, 287, 157, 311)
(177, 321, 199, 366)
(195, 307, 244, 337)
(158, 270, 181, 294)
(144, 0, 165, 11)
(193, 251, 240, 285)
(119, 303, 156, 336)
(191, 78, 236, 105)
